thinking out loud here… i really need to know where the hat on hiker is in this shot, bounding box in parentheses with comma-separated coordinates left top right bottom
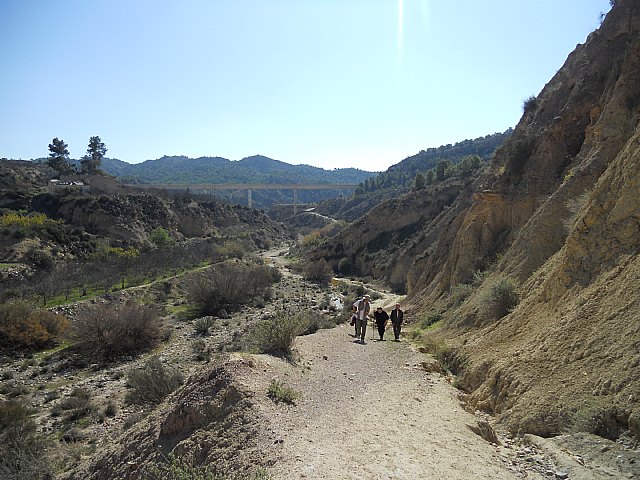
(364, 294, 371, 300)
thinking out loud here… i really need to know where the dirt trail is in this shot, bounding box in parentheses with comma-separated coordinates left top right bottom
(253, 247, 540, 478)
(261, 322, 525, 480)
(247, 258, 533, 480)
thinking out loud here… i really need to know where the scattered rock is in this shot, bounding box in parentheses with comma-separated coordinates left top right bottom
(467, 420, 501, 445)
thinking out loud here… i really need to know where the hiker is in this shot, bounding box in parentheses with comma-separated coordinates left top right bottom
(373, 306, 389, 341)
(352, 294, 371, 343)
(350, 304, 358, 337)
(390, 303, 404, 341)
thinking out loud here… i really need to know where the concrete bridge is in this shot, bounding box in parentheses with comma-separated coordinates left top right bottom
(124, 183, 358, 214)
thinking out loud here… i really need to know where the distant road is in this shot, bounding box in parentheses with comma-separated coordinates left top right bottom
(123, 183, 358, 190)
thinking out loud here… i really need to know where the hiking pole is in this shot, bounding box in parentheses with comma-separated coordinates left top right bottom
(370, 316, 374, 342)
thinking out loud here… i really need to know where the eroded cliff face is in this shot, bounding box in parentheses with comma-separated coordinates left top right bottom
(457, 125, 640, 437)
(404, 0, 640, 437)
(410, 0, 640, 304)
(312, 180, 470, 292)
(316, 1, 640, 437)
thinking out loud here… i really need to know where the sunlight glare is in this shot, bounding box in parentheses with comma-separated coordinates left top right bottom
(397, 0, 404, 61)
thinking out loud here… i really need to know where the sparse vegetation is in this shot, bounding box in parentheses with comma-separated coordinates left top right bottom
(188, 262, 280, 316)
(193, 316, 216, 336)
(523, 95, 537, 113)
(191, 338, 211, 362)
(303, 259, 333, 286)
(71, 302, 163, 360)
(0, 301, 68, 350)
(268, 379, 301, 405)
(482, 276, 519, 320)
(53, 388, 97, 423)
(421, 336, 467, 375)
(149, 226, 174, 248)
(419, 312, 442, 329)
(0, 400, 51, 479)
(301, 311, 342, 335)
(449, 283, 474, 307)
(145, 453, 272, 480)
(217, 240, 246, 259)
(125, 355, 184, 405)
(253, 310, 311, 356)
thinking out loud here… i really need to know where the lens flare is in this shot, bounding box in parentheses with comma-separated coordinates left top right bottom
(398, 0, 404, 59)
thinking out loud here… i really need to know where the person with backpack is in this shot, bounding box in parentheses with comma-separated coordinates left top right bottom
(373, 306, 389, 341)
(352, 294, 371, 344)
(350, 304, 358, 337)
(390, 303, 404, 341)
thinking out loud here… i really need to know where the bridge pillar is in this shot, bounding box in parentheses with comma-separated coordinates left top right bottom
(293, 188, 298, 215)
(248, 188, 252, 208)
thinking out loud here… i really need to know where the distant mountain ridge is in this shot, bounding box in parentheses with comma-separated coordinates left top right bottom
(100, 154, 375, 186)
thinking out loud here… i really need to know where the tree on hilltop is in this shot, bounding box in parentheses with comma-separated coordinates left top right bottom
(414, 172, 426, 190)
(47, 137, 73, 176)
(80, 136, 107, 175)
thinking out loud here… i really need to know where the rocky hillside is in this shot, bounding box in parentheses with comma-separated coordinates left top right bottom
(0, 160, 53, 210)
(0, 160, 290, 270)
(314, 0, 640, 438)
(314, 131, 509, 222)
(30, 193, 287, 247)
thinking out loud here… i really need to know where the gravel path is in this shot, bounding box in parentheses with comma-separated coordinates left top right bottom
(261, 321, 524, 480)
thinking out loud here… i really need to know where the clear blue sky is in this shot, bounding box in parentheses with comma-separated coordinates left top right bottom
(0, 1, 612, 172)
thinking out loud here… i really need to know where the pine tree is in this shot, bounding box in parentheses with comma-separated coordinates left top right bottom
(47, 137, 73, 176)
(80, 136, 107, 174)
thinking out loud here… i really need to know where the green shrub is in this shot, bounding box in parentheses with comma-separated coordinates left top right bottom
(300, 231, 322, 248)
(71, 302, 163, 360)
(125, 356, 183, 405)
(25, 247, 55, 272)
(149, 226, 174, 248)
(303, 259, 333, 286)
(419, 312, 442, 329)
(56, 388, 96, 423)
(216, 240, 246, 259)
(0, 301, 69, 349)
(0, 400, 50, 479)
(337, 257, 352, 275)
(191, 338, 211, 362)
(523, 95, 537, 113)
(301, 311, 340, 335)
(268, 379, 301, 405)
(421, 337, 467, 375)
(253, 310, 311, 356)
(482, 276, 519, 320)
(449, 283, 474, 307)
(104, 400, 118, 418)
(0, 212, 48, 228)
(193, 316, 215, 336)
(188, 263, 280, 316)
(472, 269, 486, 286)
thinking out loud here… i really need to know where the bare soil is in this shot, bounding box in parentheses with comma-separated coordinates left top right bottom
(256, 325, 520, 479)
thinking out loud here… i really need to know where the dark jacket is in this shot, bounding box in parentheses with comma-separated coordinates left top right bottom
(390, 308, 403, 324)
(374, 309, 389, 324)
